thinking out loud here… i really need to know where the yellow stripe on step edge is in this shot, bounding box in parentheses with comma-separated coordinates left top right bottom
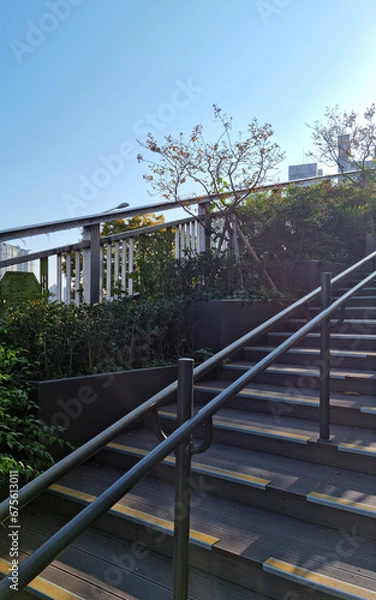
(361, 407, 376, 414)
(263, 557, 376, 600)
(0, 557, 84, 600)
(107, 443, 270, 488)
(196, 385, 319, 406)
(49, 485, 219, 549)
(338, 443, 376, 456)
(307, 492, 376, 517)
(213, 420, 310, 443)
(159, 410, 310, 443)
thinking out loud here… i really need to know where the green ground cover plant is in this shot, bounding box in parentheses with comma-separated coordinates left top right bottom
(0, 346, 67, 490)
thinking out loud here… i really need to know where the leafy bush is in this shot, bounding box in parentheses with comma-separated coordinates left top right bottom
(0, 347, 66, 489)
(239, 181, 376, 265)
(0, 296, 192, 380)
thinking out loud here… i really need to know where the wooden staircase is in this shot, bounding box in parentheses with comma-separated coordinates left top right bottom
(1, 281, 376, 599)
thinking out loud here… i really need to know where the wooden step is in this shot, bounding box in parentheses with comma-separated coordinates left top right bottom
(243, 345, 376, 371)
(0, 505, 264, 600)
(331, 295, 376, 306)
(221, 360, 376, 396)
(194, 379, 376, 429)
(308, 306, 376, 319)
(31, 465, 376, 600)
(268, 330, 376, 351)
(97, 430, 376, 539)
(157, 404, 376, 473)
(287, 318, 376, 334)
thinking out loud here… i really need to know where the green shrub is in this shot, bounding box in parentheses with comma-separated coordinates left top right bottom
(239, 181, 376, 265)
(0, 296, 192, 380)
(0, 347, 66, 488)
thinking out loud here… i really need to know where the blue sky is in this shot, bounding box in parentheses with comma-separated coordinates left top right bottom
(1, 0, 376, 252)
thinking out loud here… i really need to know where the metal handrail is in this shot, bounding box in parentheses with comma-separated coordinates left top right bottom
(0, 264, 375, 597)
(1, 250, 375, 524)
(0, 198, 205, 243)
(0, 254, 375, 597)
(0, 211, 195, 270)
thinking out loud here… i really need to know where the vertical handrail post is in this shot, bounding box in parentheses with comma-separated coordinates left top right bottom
(319, 272, 331, 442)
(172, 358, 194, 600)
(82, 224, 101, 304)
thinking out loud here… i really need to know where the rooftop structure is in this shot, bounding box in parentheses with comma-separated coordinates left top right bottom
(0, 242, 32, 278)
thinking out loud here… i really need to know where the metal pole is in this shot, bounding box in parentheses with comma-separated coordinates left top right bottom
(172, 358, 194, 600)
(319, 272, 331, 442)
(82, 224, 101, 304)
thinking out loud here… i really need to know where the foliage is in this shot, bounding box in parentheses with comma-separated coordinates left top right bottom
(165, 249, 275, 301)
(101, 213, 165, 236)
(0, 296, 192, 380)
(239, 180, 376, 265)
(307, 104, 376, 185)
(0, 347, 66, 488)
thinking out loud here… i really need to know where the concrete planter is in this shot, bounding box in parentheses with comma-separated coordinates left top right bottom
(268, 260, 346, 294)
(192, 299, 288, 351)
(288, 260, 346, 293)
(33, 365, 177, 454)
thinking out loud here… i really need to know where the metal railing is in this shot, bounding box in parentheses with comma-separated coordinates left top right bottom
(0, 250, 375, 598)
(0, 170, 366, 304)
(0, 198, 211, 304)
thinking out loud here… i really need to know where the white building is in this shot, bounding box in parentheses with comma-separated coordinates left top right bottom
(0, 242, 33, 278)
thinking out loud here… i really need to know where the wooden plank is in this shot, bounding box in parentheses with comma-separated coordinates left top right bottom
(264, 557, 376, 600)
(43, 465, 376, 590)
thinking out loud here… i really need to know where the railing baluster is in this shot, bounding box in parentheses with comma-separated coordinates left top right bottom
(65, 252, 72, 304)
(173, 358, 194, 600)
(128, 238, 134, 295)
(99, 245, 104, 303)
(114, 241, 120, 299)
(121, 240, 127, 294)
(75, 250, 81, 305)
(106, 242, 112, 301)
(56, 254, 62, 302)
(319, 272, 332, 442)
(175, 226, 180, 259)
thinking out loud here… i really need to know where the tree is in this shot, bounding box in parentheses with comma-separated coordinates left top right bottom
(307, 104, 376, 185)
(101, 213, 165, 236)
(137, 104, 285, 291)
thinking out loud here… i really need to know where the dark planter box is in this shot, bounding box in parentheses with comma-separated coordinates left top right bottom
(193, 299, 288, 351)
(34, 365, 178, 455)
(269, 260, 346, 294)
(288, 260, 346, 293)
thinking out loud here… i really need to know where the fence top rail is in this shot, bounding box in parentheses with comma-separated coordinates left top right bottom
(0, 198, 205, 243)
(100, 214, 203, 243)
(0, 211, 203, 268)
(0, 169, 363, 244)
(0, 241, 90, 269)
